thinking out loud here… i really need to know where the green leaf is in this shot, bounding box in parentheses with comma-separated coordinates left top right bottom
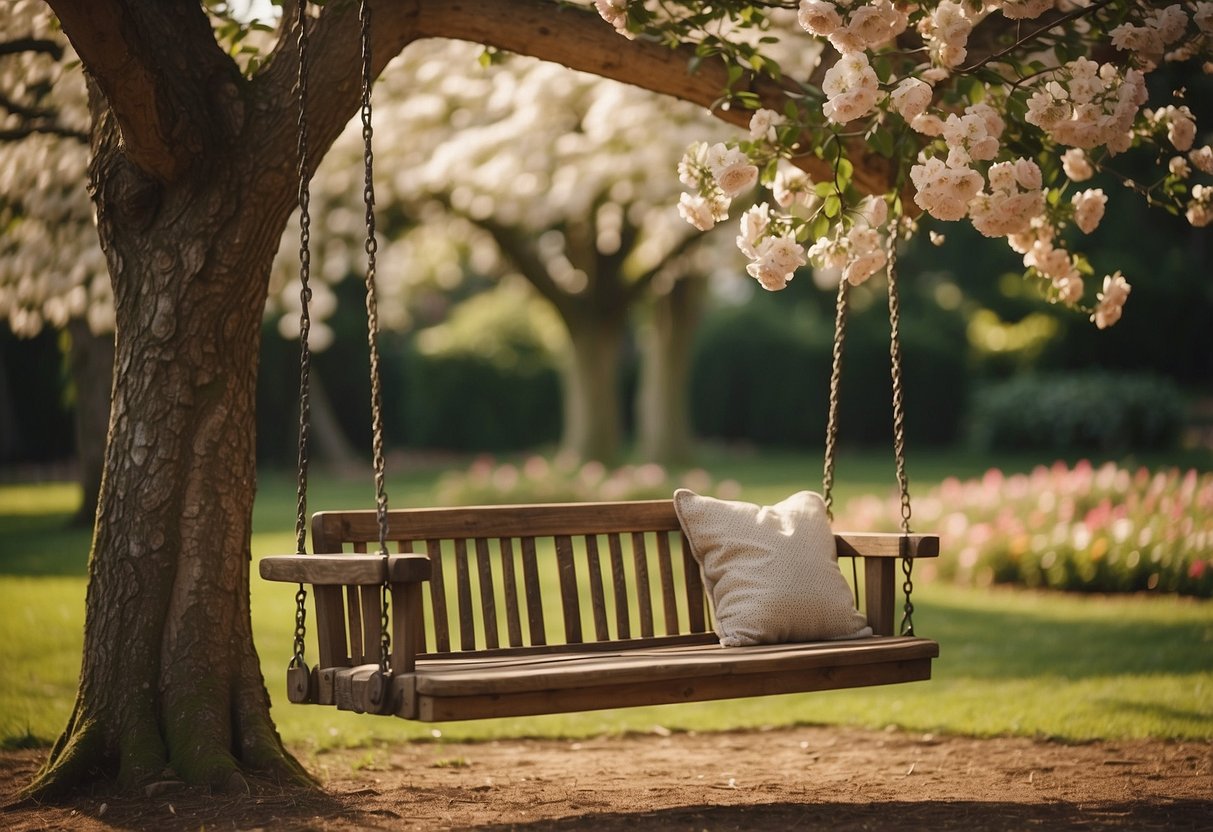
(823, 194, 842, 218)
(869, 126, 895, 157)
(814, 180, 836, 197)
(873, 55, 893, 84)
(835, 157, 854, 189)
(809, 214, 831, 241)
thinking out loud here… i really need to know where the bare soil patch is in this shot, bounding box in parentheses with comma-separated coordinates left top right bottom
(3, 725, 1210, 831)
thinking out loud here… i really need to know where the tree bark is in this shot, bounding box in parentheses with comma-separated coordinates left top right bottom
(30, 1, 313, 797)
(636, 276, 705, 466)
(65, 319, 115, 527)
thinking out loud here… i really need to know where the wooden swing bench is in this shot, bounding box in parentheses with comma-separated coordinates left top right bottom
(259, 499, 939, 721)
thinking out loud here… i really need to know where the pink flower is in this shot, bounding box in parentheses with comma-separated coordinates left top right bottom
(822, 52, 880, 124)
(890, 77, 933, 122)
(1072, 189, 1107, 234)
(1091, 271, 1131, 329)
(1062, 148, 1094, 182)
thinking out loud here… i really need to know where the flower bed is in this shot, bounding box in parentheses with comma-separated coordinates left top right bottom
(838, 461, 1213, 598)
(434, 453, 741, 506)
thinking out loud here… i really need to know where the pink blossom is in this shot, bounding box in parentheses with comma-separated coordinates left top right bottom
(1072, 188, 1107, 234)
(1062, 148, 1094, 182)
(890, 77, 933, 122)
(1091, 271, 1131, 329)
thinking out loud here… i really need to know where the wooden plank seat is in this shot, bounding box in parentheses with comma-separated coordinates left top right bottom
(259, 499, 940, 720)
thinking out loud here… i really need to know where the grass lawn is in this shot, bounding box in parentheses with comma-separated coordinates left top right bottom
(2, 447, 1211, 750)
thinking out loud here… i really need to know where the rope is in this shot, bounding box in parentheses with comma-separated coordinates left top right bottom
(290, 0, 312, 671)
(359, 0, 392, 675)
(885, 219, 915, 637)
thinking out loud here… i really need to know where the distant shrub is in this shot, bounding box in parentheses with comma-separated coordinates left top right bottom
(839, 461, 1213, 598)
(435, 453, 741, 506)
(689, 300, 968, 449)
(967, 372, 1184, 452)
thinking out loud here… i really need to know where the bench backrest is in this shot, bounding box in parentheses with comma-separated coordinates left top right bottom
(309, 499, 935, 670)
(312, 501, 706, 665)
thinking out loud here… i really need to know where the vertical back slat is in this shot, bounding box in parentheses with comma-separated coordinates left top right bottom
(631, 532, 654, 638)
(608, 533, 630, 639)
(358, 584, 381, 664)
(454, 538, 476, 650)
(314, 585, 349, 670)
(348, 537, 368, 661)
(520, 536, 546, 646)
(345, 587, 364, 662)
(584, 535, 610, 641)
(499, 537, 524, 647)
(554, 535, 583, 644)
(474, 538, 499, 649)
(655, 532, 679, 635)
(681, 531, 707, 633)
(396, 538, 427, 652)
(427, 539, 450, 653)
(864, 557, 896, 636)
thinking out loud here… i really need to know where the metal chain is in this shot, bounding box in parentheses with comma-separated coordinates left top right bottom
(885, 218, 915, 637)
(290, 0, 313, 670)
(359, 0, 392, 675)
(822, 276, 849, 521)
(821, 275, 859, 607)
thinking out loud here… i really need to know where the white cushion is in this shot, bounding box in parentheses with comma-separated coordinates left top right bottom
(674, 489, 872, 647)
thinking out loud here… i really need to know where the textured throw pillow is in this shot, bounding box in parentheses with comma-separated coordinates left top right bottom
(673, 489, 872, 647)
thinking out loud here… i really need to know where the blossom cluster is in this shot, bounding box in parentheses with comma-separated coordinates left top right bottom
(436, 452, 741, 505)
(597, 0, 1213, 329)
(0, 0, 109, 338)
(838, 461, 1213, 597)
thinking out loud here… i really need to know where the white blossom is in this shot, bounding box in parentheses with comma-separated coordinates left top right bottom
(821, 51, 880, 124)
(1091, 272, 1131, 328)
(890, 77, 933, 122)
(1072, 188, 1108, 234)
(1061, 148, 1094, 182)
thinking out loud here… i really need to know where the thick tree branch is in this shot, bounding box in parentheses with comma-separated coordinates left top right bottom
(0, 37, 65, 59)
(44, 0, 241, 183)
(626, 228, 707, 305)
(409, 0, 894, 196)
(0, 124, 89, 143)
(251, 0, 894, 203)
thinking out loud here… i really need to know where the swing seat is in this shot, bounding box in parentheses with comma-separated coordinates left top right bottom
(259, 499, 939, 719)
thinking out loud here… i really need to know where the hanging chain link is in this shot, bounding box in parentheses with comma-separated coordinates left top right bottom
(290, 0, 313, 670)
(359, 0, 392, 675)
(885, 218, 915, 637)
(822, 277, 850, 522)
(821, 275, 859, 607)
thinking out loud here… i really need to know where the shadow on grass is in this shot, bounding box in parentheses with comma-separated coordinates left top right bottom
(473, 799, 1213, 831)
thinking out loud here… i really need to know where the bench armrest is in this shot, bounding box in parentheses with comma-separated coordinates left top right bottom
(259, 553, 431, 585)
(834, 533, 939, 558)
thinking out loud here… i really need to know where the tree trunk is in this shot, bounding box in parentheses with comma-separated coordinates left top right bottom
(27, 84, 308, 799)
(560, 314, 627, 464)
(66, 319, 114, 527)
(636, 276, 705, 466)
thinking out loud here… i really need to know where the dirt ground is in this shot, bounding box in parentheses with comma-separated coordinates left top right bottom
(2, 725, 1211, 831)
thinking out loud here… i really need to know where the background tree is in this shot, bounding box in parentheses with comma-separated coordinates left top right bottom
(0, 0, 112, 525)
(269, 39, 747, 463)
